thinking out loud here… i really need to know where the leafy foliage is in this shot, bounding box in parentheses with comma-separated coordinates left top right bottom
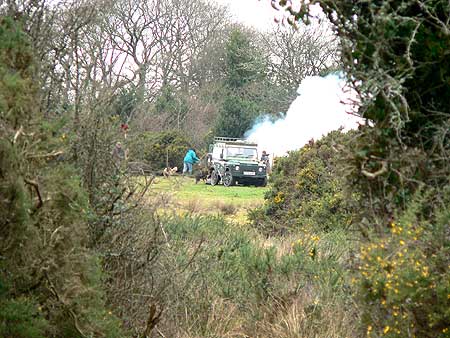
(0, 17, 36, 127)
(0, 295, 48, 338)
(251, 130, 358, 234)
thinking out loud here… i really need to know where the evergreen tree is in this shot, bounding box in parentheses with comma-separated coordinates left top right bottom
(112, 86, 138, 122)
(214, 29, 266, 138)
(154, 84, 189, 130)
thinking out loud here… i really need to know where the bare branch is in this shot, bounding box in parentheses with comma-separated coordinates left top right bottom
(24, 178, 43, 211)
(361, 160, 388, 179)
(13, 126, 24, 144)
(26, 150, 64, 159)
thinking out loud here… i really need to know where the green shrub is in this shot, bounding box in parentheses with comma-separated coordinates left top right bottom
(250, 130, 358, 234)
(0, 17, 124, 337)
(157, 214, 356, 336)
(0, 294, 48, 338)
(356, 195, 450, 338)
(163, 214, 289, 307)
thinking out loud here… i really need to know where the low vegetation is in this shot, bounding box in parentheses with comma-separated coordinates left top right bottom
(107, 209, 358, 337)
(170, 217, 356, 338)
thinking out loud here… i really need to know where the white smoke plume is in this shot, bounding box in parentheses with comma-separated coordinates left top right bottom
(246, 73, 363, 157)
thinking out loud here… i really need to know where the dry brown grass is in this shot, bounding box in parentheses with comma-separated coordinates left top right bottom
(258, 234, 296, 259)
(177, 299, 246, 338)
(211, 200, 238, 215)
(172, 292, 358, 338)
(184, 198, 202, 214)
(254, 294, 358, 338)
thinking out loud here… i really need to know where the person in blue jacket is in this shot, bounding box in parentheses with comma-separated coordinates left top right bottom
(183, 148, 200, 175)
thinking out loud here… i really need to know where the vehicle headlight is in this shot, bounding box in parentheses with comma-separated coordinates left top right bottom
(258, 167, 263, 172)
(235, 165, 240, 171)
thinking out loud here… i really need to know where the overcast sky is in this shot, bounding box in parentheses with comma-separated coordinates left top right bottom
(213, 0, 283, 31)
(212, 0, 324, 31)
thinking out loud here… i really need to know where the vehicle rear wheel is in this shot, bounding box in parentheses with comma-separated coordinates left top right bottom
(210, 170, 219, 186)
(223, 171, 235, 187)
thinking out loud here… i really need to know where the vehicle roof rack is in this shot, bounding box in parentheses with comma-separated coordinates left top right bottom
(214, 136, 257, 146)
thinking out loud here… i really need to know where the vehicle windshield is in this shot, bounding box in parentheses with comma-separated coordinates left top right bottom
(226, 147, 257, 159)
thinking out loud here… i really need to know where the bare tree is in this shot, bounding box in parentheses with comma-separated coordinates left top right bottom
(154, 0, 229, 91)
(104, 0, 164, 105)
(262, 21, 339, 87)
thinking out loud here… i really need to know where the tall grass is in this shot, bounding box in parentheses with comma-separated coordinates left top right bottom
(153, 214, 358, 337)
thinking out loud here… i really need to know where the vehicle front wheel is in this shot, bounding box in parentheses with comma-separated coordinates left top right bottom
(255, 177, 267, 187)
(222, 171, 235, 187)
(260, 177, 267, 187)
(210, 170, 219, 186)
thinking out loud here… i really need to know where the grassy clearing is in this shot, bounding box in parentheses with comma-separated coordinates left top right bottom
(147, 176, 267, 222)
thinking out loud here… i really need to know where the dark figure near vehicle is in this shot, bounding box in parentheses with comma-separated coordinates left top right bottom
(194, 167, 209, 184)
(261, 150, 271, 174)
(260, 150, 269, 163)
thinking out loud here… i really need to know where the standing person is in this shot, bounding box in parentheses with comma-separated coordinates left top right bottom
(183, 148, 200, 175)
(261, 150, 271, 174)
(112, 141, 126, 165)
(111, 141, 128, 174)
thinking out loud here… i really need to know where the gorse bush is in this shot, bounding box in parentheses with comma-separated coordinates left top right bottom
(274, 1, 449, 336)
(251, 130, 358, 234)
(164, 215, 280, 305)
(0, 295, 48, 338)
(356, 192, 450, 338)
(0, 17, 123, 337)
